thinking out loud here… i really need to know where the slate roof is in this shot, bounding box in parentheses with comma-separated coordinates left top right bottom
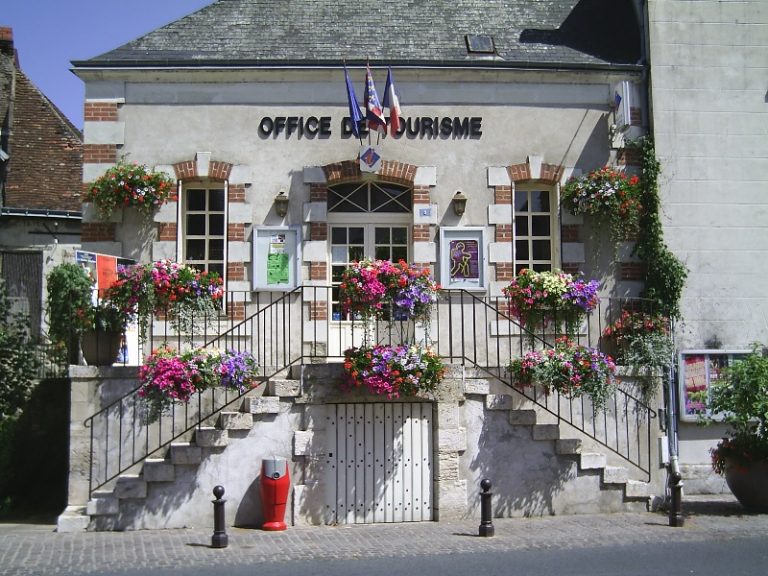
(74, 0, 642, 70)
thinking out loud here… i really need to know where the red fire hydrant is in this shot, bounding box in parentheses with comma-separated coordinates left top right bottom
(260, 458, 290, 531)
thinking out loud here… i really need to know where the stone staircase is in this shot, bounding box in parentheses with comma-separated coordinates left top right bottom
(85, 379, 299, 531)
(482, 387, 654, 510)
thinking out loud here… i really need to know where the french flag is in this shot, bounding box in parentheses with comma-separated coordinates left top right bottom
(382, 67, 402, 134)
(363, 65, 387, 134)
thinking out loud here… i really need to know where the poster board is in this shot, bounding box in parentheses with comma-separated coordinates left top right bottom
(252, 226, 300, 290)
(678, 350, 751, 422)
(439, 227, 486, 290)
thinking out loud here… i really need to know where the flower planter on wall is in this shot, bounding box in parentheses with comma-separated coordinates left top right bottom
(81, 330, 122, 366)
(725, 461, 768, 512)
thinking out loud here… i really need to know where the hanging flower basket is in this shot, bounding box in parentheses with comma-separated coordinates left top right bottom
(508, 337, 617, 411)
(561, 166, 642, 242)
(343, 344, 445, 399)
(338, 259, 440, 322)
(84, 161, 176, 219)
(502, 268, 599, 334)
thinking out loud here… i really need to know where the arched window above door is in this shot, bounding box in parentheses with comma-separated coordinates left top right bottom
(328, 181, 412, 213)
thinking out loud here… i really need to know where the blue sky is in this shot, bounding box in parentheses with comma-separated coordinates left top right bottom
(4, 0, 213, 129)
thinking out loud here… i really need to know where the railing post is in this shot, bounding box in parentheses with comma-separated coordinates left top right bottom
(668, 456, 684, 527)
(478, 478, 495, 537)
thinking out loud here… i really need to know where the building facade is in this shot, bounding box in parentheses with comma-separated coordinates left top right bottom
(60, 0, 677, 530)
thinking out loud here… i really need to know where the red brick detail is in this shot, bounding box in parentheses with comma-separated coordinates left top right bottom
(228, 223, 245, 242)
(413, 185, 431, 204)
(158, 223, 177, 241)
(323, 159, 417, 186)
(0, 27, 13, 42)
(495, 224, 513, 243)
(495, 263, 514, 282)
(412, 224, 431, 242)
(508, 163, 531, 182)
(173, 161, 197, 180)
(310, 184, 328, 202)
(561, 263, 580, 275)
(83, 144, 117, 164)
(228, 302, 246, 322)
(229, 184, 246, 202)
(616, 148, 642, 167)
(310, 222, 328, 241)
(310, 262, 327, 281)
(539, 163, 564, 185)
(620, 262, 645, 281)
(561, 225, 580, 243)
(81, 222, 115, 242)
(227, 262, 245, 281)
(629, 107, 642, 126)
(84, 102, 118, 122)
(494, 186, 512, 204)
(209, 161, 233, 181)
(310, 301, 328, 321)
(4, 69, 82, 212)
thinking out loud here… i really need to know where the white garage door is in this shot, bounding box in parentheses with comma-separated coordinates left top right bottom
(325, 402, 433, 524)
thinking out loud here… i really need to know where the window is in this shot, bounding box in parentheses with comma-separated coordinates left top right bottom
(182, 186, 226, 278)
(328, 182, 412, 213)
(514, 187, 555, 273)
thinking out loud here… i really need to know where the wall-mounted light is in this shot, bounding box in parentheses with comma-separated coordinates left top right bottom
(452, 190, 467, 217)
(274, 190, 289, 217)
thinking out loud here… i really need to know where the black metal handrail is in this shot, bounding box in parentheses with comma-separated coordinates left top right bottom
(83, 286, 659, 497)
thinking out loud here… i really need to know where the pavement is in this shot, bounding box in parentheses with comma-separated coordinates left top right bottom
(1, 495, 767, 576)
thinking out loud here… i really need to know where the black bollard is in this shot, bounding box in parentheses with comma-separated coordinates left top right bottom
(668, 469, 684, 527)
(211, 485, 229, 548)
(478, 478, 495, 537)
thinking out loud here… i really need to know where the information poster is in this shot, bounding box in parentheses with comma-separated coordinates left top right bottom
(267, 234, 289, 285)
(439, 227, 486, 290)
(253, 227, 300, 290)
(679, 350, 750, 422)
(449, 239, 479, 282)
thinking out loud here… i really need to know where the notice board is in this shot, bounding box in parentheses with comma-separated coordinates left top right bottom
(678, 350, 750, 422)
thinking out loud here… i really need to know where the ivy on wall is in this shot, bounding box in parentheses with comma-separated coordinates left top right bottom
(633, 137, 688, 319)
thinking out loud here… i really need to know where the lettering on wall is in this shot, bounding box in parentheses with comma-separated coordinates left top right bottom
(257, 116, 483, 139)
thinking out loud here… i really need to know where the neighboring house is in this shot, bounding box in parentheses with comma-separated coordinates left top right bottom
(647, 2, 768, 492)
(61, 0, 671, 531)
(0, 26, 83, 342)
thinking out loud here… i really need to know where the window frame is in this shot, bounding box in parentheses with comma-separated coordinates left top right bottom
(512, 183, 560, 273)
(177, 180, 228, 283)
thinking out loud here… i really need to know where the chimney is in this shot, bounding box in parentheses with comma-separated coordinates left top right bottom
(0, 27, 13, 56)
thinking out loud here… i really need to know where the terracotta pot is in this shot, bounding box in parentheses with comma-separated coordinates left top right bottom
(81, 329, 123, 366)
(725, 460, 768, 512)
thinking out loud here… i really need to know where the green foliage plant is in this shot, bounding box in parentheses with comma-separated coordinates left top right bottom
(45, 263, 94, 359)
(706, 344, 768, 474)
(0, 279, 40, 422)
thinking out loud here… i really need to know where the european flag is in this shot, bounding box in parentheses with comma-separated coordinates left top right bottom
(345, 66, 363, 139)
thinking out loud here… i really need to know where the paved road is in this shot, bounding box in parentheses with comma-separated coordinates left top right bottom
(1, 496, 767, 576)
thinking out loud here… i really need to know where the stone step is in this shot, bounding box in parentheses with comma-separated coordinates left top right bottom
(555, 438, 582, 455)
(218, 411, 254, 430)
(243, 396, 281, 415)
(87, 494, 119, 516)
(602, 466, 629, 485)
(532, 424, 560, 441)
(143, 458, 175, 482)
(580, 452, 607, 470)
(625, 479, 652, 499)
(194, 427, 229, 448)
(114, 475, 147, 499)
(268, 379, 301, 397)
(509, 409, 537, 426)
(170, 442, 202, 465)
(56, 506, 90, 533)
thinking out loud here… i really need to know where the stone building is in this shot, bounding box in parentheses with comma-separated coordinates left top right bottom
(60, 0, 676, 531)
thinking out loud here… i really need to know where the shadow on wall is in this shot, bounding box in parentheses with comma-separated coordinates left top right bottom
(465, 403, 575, 518)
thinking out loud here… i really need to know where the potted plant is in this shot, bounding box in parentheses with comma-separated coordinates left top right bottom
(706, 343, 768, 511)
(502, 268, 600, 336)
(83, 160, 176, 220)
(46, 263, 94, 364)
(80, 300, 129, 366)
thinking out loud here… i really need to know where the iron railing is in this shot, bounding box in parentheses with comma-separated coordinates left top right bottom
(84, 286, 659, 495)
